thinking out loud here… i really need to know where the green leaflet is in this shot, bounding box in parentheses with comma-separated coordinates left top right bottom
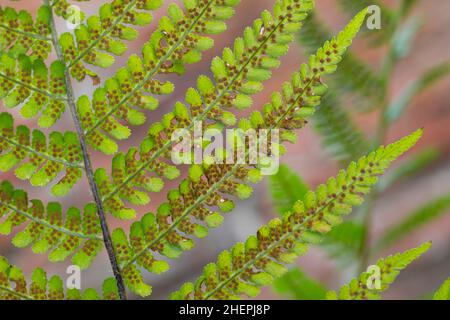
(326, 242, 431, 300)
(0, 255, 119, 300)
(0, 54, 67, 128)
(58, 0, 164, 81)
(376, 194, 450, 250)
(109, 6, 369, 297)
(97, 0, 315, 219)
(269, 164, 309, 216)
(0, 181, 103, 269)
(170, 130, 423, 300)
(433, 278, 450, 300)
(78, 0, 243, 153)
(338, 0, 397, 45)
(0, 112, 83, 197)
(0, 5, 52, 60)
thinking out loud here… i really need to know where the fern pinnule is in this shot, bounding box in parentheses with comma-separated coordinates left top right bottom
(0, 112, 83, 197)
(94, 0, 315, 220)
(0, 181, 103, 269)
(0, 5, 52, 61)
(326, 242, 431, 300)
(0, 54, 67, 128)
(78, 0, 243, 152)
(0, 255, 118, 300)
(106, 8, 369, 297)
(170, 130, 423, 300)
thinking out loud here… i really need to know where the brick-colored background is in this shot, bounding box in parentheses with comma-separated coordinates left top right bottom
(1, 0, 449, 299)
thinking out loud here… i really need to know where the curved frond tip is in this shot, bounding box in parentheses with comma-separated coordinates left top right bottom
(170, 130, 423, 299)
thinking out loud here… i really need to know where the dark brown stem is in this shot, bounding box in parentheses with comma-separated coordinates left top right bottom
(45, 1, 127, 299)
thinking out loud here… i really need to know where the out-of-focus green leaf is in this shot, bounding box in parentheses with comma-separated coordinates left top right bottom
(377, 194, 450, 250)
(269, 164, 309, 216)
(321, 221, 366, 267)
(272, 268, 327, 300)
(391, 17, 422, 60)
(386, 61, 450, 124)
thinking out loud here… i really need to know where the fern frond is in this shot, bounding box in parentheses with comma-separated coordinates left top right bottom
(106, 8, 368, 297)
(0, 112, 83, 197)
(77, 0, 243, 152)
(0, 54, 68, 128)
(269, 164, 309, 216)
(313, 92, 368, 164)
(95, 0, 315, 218)
(299, 13, 383, 105)
(376, 194, 450, 250)
(0, 5, 52, 60)
(58, 0, 164, 82)
(170, 131, 423, 299)
(433, 278, 450, 300)
(0, 181, 103, 269)
(326, 242, 431, 300)
(0, 255, 119, 300)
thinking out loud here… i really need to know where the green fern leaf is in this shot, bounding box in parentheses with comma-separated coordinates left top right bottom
(338, 0, 396, 45)
(377, 194, 450, 250)
(78, 0, 243, 151)
(269, 164, 309, 216)
(94, 0, 315, 219)
(326, 242, 431, 300)
(299, 13, 383, 106)
(0, 112, 83, 197)
(58, 0, 164, 82)
(0, 181, 102, 269)
(433, 278, 450, 300)
(0, 54, 67, 128)
(0, 5, 52, 60)
(0, 255, 119, 300)
(109, 7, 368, 297)
(170, 130, 423, 299)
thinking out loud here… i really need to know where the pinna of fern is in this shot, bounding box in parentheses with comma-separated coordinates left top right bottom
(0, 255, 119, 300)
(0, 181, 103, 269)
(171, 130, 424, 299)
(101, 8, 370, 297)
(325, 242, 431, 300)
(76, 0, 244, 153)
(0, 5, 52, 61)
(91, 0, 315, 219)
(0, 112, 83, 197)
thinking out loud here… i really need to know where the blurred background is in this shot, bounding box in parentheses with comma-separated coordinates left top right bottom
(1, 0, 450, 299)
